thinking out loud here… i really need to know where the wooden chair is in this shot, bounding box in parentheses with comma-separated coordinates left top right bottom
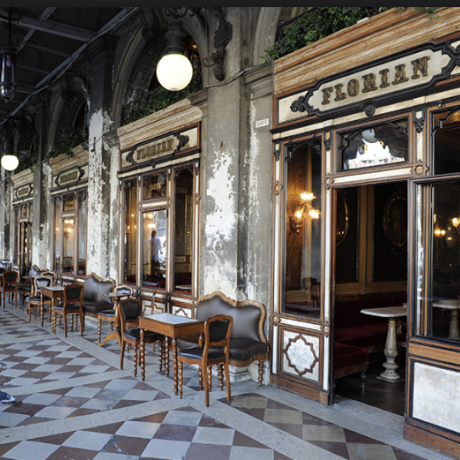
(1, 271, 18, 308)
(98, 284, 133, 344)
(52, 284, 84, 337)
(119, 298, 164, 377)
(178, 314, 233, 406)
(25, 276, 53, 326)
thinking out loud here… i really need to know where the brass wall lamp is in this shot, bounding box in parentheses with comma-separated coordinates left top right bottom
(290, 192, 320, 233)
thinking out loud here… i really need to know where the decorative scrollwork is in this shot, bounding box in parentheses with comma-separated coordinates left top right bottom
(290, 94, 309, 113)
(273, 181, 283, 196)
(283, 335, 319, 377)
(413, 117, 425, 134)
(361, 100, 376, 117)
(323, 176, 334, 190)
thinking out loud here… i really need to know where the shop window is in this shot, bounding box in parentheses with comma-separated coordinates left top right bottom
(53, 192, 87, 275)
(433, 108, 460, 175)
(284, 140, 322, 318)
(142, 210, 167, 289)
(338, 119, 408, 171)
(173, 169, 193, 293)
(123, 180, 138, 285)
(143, 172, 167, 200)
(416, 180, 460, 342)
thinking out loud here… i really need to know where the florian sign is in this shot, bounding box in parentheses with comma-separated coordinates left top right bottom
(122, 125, 199, 169)
(54, 165, 87, 189)
(14, 184, 32, 201)
(289, 44, 456, 119)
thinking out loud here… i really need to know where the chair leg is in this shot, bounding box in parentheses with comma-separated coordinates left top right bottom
(63, 314, 68, 338)
(361, 371, 367, 393)
(98, 319, 101, 343)
(79, 312, 83, 336)
(40, 304, 44, 327)
(27, 304, 31, 322)
(133, 343, 138, 377)
(158, 340, 163, 373)
(52, 312, 56, 334)
(208, 366, 212, 391)
(218, 363, 224, 391)
(198, 366, 203, 390)
(179, 361, 183, 398)
(224, 362, 231, 402)
(120, 341, 126, 370)
(258, 360, 265, 386)
(203, 364, 210, 407)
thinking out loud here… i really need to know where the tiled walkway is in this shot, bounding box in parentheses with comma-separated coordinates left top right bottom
(0, 301, 454, 460)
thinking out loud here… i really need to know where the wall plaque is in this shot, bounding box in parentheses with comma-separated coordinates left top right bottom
(54, 165, 87, 189)
(15, 184, 32, 201)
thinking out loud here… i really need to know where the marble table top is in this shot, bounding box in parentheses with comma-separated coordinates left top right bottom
(360, 306, 407, 317)
(433, 299, 460, 310)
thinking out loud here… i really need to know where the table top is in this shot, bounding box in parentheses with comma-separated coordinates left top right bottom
(143, 313, 201, 325)
(175, 285, 192, 290)
(41, 286, 64, 292)
(103, 292, 131, 299)
(360, 306, 407, 318)
(433, 300, 460, 310)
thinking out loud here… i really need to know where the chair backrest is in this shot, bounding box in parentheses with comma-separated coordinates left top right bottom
(64, 284, 84, 305)
(29, 265, 43, 277)
(114, 284, 132, 301)
(83, 273, 115, 303)
(3, 271, 18, 286)
(34, 276, 52, 295)
(41, 271, 57, 286)
(0, 268, 5, 275)
(204, 315, 233, 353)
(118, 298, 142, 332)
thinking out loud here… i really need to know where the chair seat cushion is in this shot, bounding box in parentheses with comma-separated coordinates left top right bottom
(82, 301, 113, 315)
(123, 328, 162, 342)
(54, 303, 81, 312)
(27, 296, 51, 303)
(98, 309, 115, 318)
(177, 336, 268, 363)
(179, 346, 226, 361)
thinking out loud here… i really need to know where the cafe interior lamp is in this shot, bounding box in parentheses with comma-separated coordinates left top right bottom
(1, 154, 18, 171)
(0, 9, 20, 103)
(290, 191, 320, 233)
(156, 19, 193, 91)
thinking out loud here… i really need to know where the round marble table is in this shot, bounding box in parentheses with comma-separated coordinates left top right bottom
(433, 299, 460, 340)
(360, 306, 407, 383)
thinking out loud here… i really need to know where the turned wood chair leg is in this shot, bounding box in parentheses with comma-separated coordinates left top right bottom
(98, 319, 102, 343)
(218, 363, 224, 391)
(158, 340, 163, 373)
(203, 364, 210, 407)
(224, 361, 231, 402)
(120, 341, 126, 370)
(258, 360, 265, 386)
(179, 361, 183, 399)
(208, 365, 212, 391)
(360, 371, 367, 393)
(198, 366, 203, 390)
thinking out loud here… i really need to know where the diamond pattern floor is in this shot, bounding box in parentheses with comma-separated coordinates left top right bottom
(0, 302, 454, 460)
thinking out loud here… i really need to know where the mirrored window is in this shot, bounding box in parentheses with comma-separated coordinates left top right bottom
(124, 180, 138, 285)
(339, 120, 408, 171)
(434, 108, 460, 176)
(143, 173, 167, 200)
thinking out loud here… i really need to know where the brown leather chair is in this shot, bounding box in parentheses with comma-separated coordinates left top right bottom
(119, 298, 164, 378)
(178, 314, 233, 407)
(1, 271, 18, 308)
(52, 284, 84, 337)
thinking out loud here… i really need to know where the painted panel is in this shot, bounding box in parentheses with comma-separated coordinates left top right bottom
(282, 330, 320, 383)
(278, 91, 307, 124)
(172, 306, 191, 317)
(413, 362, 460, 433)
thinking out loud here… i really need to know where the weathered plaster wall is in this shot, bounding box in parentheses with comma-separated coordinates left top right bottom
(42, 163, 53, 271)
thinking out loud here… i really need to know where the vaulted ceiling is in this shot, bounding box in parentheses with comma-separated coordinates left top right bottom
(0, 7, 138, 122)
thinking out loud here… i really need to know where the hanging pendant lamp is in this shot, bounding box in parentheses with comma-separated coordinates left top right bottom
(0, 9, 20, 103)
(156, 19, 193, 92)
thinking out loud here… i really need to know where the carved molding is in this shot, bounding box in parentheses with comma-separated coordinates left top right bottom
(323, 176, 334, 190)
(414, 162, 429, 176)
(274, 143, 281, 162)
(273, 181, 283, 196)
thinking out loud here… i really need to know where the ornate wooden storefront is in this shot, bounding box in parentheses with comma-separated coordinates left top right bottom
(271, 8, 460, 458)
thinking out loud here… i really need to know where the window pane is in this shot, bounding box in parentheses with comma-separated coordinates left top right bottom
(54, 201, 62, 272)
(174, 169, 193, 293)
(63, 218, 75, 274)
(143, 173, 167, 200)
(339, 120, 408, 171)
(284, 141, 321, 318)
(417, 181, 460, 341)
(64, 194, 75, 211)
(434, 108, 460, 175)
(78, 195, 87, 275)
(142, 210, 167, 289)
(124, 181, 138, 285)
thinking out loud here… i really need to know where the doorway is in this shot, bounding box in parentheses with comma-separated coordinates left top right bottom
(333, 181, 408, 416)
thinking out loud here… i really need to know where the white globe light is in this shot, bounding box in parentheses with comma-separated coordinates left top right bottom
(1, 154, 18, 171)
(157, 53, 193, 92)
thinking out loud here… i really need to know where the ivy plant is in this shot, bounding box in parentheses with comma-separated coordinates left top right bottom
(263, 7, 440, 62)
(125, 68, 202, 125)
(46, 128, 88, 160)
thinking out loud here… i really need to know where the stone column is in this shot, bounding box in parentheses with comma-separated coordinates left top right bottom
(86, 36, 118, 279)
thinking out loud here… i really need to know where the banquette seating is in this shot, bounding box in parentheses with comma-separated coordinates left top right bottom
(333, 292, 407, 390)
(177, 291, 269, 386)
(80, 273, 115, 331)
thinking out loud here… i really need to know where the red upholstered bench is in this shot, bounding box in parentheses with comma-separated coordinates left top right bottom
(334, 341, 369, 392)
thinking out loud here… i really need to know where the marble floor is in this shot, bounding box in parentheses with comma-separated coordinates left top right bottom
(0, 299, 455, 460)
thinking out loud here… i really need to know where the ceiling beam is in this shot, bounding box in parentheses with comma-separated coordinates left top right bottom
(0, 13, 97, 42)
(18, 7, 57, 53)
(17, 63, 50, 75)
(24, 42, 71, 58)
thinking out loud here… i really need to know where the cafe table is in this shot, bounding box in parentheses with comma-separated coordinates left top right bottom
(40, 285, 64, 326)
(360, 306, 407, 383)
(99, 291, 132, 348)
(432, 299, 460, 340)
(139, 313, 204, 393)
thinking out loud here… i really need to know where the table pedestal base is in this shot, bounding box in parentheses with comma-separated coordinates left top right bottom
(378, 317, 403, 383)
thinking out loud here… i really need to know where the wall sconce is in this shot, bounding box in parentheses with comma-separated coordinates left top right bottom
(1, 154, 19, 171)
(452, 218, 460, 228)
(290, 192, 320, 233)
(0, 8, 21, 103)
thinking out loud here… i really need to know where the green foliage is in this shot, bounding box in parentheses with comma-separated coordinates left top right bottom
(263, 7, 440, 62)
(46, 128, 88, 160)
(396, 7, 439, 19)
(126, 68, 202, 125)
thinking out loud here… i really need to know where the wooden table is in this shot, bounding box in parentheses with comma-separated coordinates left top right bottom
(40, 286, 64, 326)
(139, 313, 204, 394)
(361, 306, 407, 383)
(433, 299, 460, 340)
